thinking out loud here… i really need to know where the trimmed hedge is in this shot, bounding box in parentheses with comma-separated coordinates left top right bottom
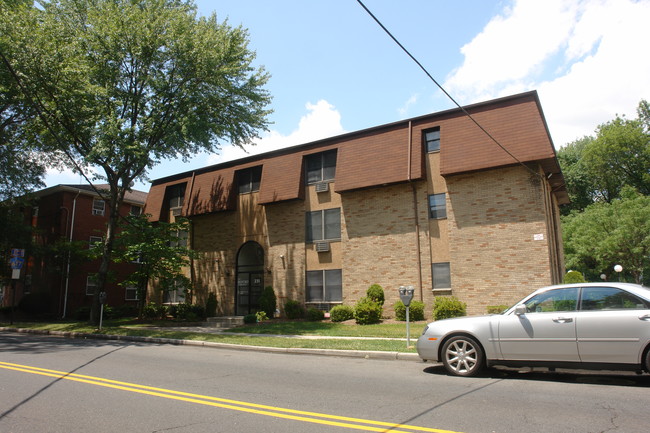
(394, 300, 425, 321)
(432, 296, 466, 320)
(354, 297, 382, 325)
(329, 305, 354, 322)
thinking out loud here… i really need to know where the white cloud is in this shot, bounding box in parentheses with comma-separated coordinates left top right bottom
(398, 94, 419, 118)
(208, 99, 345, 164)
(444, 0, 650, 146)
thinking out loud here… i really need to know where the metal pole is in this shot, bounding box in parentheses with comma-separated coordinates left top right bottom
(99, 303, 104, 330)
(10, 279, 16, 325)
(406, 306, 410, 348)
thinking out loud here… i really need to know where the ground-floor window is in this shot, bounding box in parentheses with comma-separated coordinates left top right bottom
(163, 279, 185, 303)
(306, 269, 342, 302)
(432, 262, 451, 289)
(86, 274, 98, 295)
(125, 285, 138, 301)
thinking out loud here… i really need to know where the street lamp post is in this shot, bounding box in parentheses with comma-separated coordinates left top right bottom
(614, 264, 623, 282)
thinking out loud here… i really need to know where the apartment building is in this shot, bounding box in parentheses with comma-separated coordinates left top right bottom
(1, 184, 147, 317)
(144, 91, 568, 316)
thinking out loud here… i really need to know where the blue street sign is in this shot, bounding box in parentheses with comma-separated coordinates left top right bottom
(10, 248, 25, 258)
(10, 257, 24, 270)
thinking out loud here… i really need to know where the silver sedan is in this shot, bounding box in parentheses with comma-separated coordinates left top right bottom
(417, 283, 650, 376)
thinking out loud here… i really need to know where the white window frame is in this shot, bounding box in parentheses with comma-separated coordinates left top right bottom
(86, 274, 98, 296)
(125, 285, 138, 301)
(306, 269, 343, 303)
(306, 208, 341, 242)
(92, 199, 105, 216)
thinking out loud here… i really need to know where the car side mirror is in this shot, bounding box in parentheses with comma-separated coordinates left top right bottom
(514, 304, 527, 316)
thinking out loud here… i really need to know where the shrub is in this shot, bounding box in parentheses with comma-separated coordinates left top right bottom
(284, 300, 305, 320)
(393, 300, 425, 321)
(306, 307, 325, 321)
(329, 305, 354, 322)
(205, 292, 218, 317)
(487, 305, 509, 314)
(142, 302, 167, 320)
(74, 306, 91, 321)
(366, 284, 385, 306)
(564, 270, 586, 284)
(432, 296, 466, 320)
(354, 296, 382, 325)
(172, 303, 205, 321)
(256, 311, 268, 322)
(244, 313, 257, 324)
(258, 286, 277, 318)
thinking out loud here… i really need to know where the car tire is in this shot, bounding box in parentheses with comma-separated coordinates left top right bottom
(644, 347, 650, 373)
(441, 335, 484, 377)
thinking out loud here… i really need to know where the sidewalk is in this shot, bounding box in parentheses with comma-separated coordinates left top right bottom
(0, 326, 423, 362)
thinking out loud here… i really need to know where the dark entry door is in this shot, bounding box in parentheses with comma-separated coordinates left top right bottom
(236, 272, 263, 316)
(235, 241, 264, 316)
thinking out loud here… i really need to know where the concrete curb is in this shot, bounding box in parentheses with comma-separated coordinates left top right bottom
(0, 327, 423, 362)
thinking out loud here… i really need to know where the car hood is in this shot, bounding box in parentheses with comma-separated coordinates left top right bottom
(423, 314, 500, 334)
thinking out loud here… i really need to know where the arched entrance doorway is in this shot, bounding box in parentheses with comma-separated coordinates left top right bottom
(235, 241, 264, 316)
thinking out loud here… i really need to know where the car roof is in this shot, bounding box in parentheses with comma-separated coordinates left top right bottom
(533, 282, 650, 299)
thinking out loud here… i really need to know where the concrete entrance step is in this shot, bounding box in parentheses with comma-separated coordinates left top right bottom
(203, 316, 245, 329)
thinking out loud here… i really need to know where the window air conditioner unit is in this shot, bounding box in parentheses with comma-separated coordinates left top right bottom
(171, 207, 182, 217)
(314, 240, 330, 252)
(314, 182, 329, 193)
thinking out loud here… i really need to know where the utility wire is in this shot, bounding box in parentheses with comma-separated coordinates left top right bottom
(355, 0, 543, 179)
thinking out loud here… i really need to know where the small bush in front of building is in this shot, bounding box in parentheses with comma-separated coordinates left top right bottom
(564, 270, 586, 284)
(142, 302, 168, 320)
(354, 297, 383, 325)
(306, 307, 325, 321)
(366, 284, 385, 306)
(258, 286, 277, 318)
(74, 306, 91, 321)
(487, 305, 509, 314)
(432, 296, 466, 320)
(393, 300, 425, 321)
(284, 300, 305, 319)
(172, 303, 205, 321)
(244, 313, 257, 324)
(256, 311, 268, 322)
(329, 305, 354, 322)
(205, 292, 218, 317)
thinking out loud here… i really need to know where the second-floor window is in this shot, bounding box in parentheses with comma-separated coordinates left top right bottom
(92, 199, 105, 216)
(238, 166, 262, 194)
(306, 150, 337, 184)
(306, 208, 341, 242)
(428, 193, 447, 219)
(425, 128, 440, 153)
(168, 183, 186, 210)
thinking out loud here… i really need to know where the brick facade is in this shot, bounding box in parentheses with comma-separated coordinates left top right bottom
(145, 91, 568, 318)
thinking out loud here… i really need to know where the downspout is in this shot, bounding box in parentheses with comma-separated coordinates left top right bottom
(62, 190, 81, 318)
(408, 121, 424, 301)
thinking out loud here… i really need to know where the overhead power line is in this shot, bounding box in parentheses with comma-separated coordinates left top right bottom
(355, 0, 542, 178)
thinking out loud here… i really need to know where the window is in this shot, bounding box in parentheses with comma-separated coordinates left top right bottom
(428, 193, 447, 219)
(238, 166, 262, 194)
(580, 286, 649, 310)
(89, 236, 103, 248)
(306, 269, 343, 302)
(169, 230, 188, 248)
(432, 262, 451, 290)
(524, 287, 579, 313)
(163, 279, 186, 304)
(125, 285, 138, 301)
(424, 128, 440, 153)
(86, 274, 98, 296)
(92, 199, 105, 216)
(306, 208, 341, 242)
(130, 205, 142, 216)
(306, 150, 337, 184)
(167, 183, 186, 209)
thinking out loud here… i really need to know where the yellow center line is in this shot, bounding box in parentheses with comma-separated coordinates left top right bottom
(0, 361, 460, 433)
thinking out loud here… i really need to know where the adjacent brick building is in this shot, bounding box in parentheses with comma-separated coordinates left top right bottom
(145, 91, 568, 316)
(1, 184, 147, 317)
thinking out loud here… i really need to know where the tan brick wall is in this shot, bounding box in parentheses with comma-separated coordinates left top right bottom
(446, 165, 557, 315)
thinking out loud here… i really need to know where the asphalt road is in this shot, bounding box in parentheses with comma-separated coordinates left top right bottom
(1, 331, 649, 433)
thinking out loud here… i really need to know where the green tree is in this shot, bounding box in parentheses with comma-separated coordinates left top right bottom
(113, 214, 198, 317)
(0, 0, 271, 323)
(563, 188, 650, 284)
(556, 136, 597, 215)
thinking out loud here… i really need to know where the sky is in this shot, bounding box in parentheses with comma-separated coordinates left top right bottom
(44, 0, 650, 192)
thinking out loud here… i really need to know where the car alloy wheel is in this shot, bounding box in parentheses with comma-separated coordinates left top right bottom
(441, 335, 484, 377)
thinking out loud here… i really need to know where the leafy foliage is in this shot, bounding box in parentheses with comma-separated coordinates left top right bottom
(432, 296, 466, 321)
(353, 297, 383, 325)
(258, 286, 276, 318)
(1, 0, 272, 323)
(283, 300, 305, 320)
(393, 300, 425, 321)
(563, 270, 586, 284)
(329, 305, 354, 322)
(306, 307, 325, 321)
(366, 284, 385, 306)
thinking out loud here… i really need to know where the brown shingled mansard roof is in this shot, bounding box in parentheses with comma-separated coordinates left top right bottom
(145, 91, 568, 221)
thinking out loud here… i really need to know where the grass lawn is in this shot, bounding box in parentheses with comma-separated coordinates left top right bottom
(0, 318, 427, 353)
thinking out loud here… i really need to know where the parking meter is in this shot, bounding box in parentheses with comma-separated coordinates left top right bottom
(399, 286, 414, 307)
(399, 286, 415, 347)
(99, 292, 107, 304)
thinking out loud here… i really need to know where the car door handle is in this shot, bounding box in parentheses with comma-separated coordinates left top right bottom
(639, 315, 650, 321)
(552, 317, 573, 323)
